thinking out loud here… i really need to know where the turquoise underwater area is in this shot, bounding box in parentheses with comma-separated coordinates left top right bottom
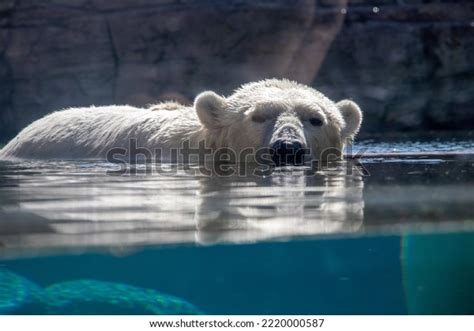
(1, 231, 473, 314)
(0, 270, 200, 315)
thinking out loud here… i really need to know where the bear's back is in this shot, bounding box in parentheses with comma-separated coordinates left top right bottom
(0, 104, 195, 159)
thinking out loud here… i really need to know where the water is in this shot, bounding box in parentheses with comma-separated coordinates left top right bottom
(352, 136, 474, 154)
(0, 138, 473, 314)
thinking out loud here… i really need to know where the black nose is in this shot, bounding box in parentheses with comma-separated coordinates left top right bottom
(271, 140, 306, 165)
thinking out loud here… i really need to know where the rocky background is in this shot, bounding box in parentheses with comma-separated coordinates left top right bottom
(0, 0, 473, 142)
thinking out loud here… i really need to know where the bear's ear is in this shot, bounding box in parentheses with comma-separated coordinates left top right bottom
(194, 91, 230, 129)
(337, 100, 362, 140)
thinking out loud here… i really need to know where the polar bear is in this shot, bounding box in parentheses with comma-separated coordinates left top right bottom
(0, 79, 362, 164)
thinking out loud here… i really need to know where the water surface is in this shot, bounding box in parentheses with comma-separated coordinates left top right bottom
(0, 138, 473, 314)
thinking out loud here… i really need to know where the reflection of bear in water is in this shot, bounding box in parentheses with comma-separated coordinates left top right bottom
(0, 163, 364, 250)
(195, 163, 364, 244)
(0, 80, 362, 164)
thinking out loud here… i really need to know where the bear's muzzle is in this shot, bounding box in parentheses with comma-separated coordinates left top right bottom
(271, 140, 307, 166)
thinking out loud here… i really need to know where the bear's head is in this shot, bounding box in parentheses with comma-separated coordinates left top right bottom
(194, 79, 362, 165)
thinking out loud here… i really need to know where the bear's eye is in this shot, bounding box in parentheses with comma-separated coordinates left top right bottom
(309, 118, 323, 127)
(251, 114, 266, 123)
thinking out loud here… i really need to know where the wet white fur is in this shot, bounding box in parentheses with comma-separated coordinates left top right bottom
(0, 79, 362, 160)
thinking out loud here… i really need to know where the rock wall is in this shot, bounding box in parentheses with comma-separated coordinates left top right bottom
(0, 0, 473, 141)
(315, 0, 474, 133)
